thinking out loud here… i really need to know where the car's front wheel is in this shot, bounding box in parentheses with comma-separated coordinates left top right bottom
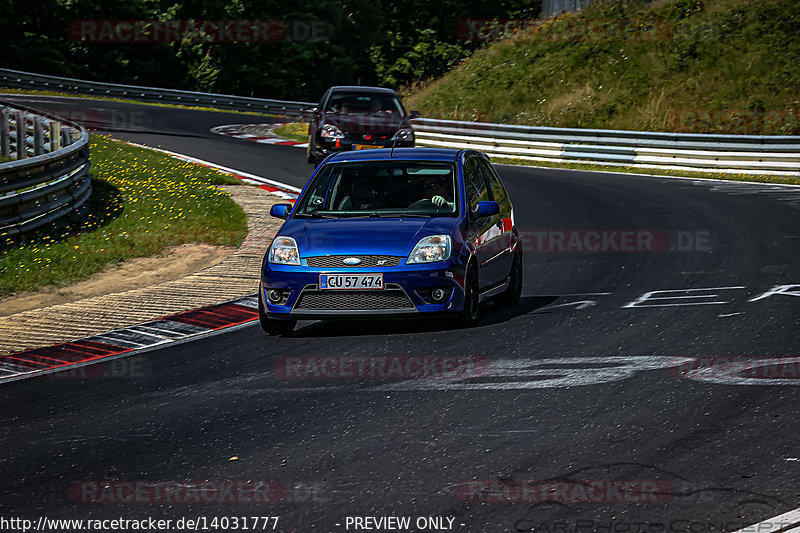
(459, 260, 480, 325)
(306, 134, 317, 165)
(258, 291, 296, 336)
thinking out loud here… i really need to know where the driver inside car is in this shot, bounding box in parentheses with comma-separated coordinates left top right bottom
(422, 176, 454, 210)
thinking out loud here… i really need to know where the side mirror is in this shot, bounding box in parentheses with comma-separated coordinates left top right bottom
(409, 110, 421, 120)
(270, 203, 292, 219)
(476, 201, 500, 218)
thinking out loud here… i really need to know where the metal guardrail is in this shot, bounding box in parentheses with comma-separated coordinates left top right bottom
(2, 69, 797, 176)
(0, 100, 91, 236)
(411, 118, 800, 176)
(0, 68, 315, 116)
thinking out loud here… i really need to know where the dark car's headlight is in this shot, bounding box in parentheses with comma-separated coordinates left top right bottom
(407, 235, 452, 264)
(321, 123, 345, 140)
(269, 236, 301, 265)
(391, 128, 414, 142)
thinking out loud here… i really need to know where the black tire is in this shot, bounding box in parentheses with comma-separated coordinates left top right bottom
(459, 260, 480, 325)
(259, 291, 296, 336)
(306, 134, 317, 165)
(496, 250, 523, 306)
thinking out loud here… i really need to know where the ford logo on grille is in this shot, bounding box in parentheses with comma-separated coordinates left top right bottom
(343, 257, 362, 265)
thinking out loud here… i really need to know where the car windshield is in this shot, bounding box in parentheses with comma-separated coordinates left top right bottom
(294, 161, 457, 218)
(325, 93, 405, 116)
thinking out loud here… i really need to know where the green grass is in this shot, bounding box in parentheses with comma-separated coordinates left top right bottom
(0, 155, 12, 163)
(273, 122, 309, 142)
(0, 134, 249, 298)
(405, 0, 800, 135)
(491, 156, 800, 185)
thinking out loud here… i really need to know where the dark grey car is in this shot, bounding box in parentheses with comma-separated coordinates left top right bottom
(306, 86, 420, 164)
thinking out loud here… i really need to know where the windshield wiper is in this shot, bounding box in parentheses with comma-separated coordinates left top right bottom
(340, 212, 431, 218)
(337, 212, 381, 218)
(301, 211, 436, 219)
(297, 212, 339, 219)
(369, 212, 434, 218)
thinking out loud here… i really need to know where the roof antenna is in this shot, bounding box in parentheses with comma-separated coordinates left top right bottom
(390, 136, 398, 158)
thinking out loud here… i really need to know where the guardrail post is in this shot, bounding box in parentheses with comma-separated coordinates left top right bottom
(49, 121, 61, 152)
(15, 111, 26, 159)
(0, 97, 93, 236)
(0, 107, 9, 157)
(33, 116, 43, 156)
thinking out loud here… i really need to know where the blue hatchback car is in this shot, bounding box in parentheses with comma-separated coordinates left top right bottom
(259, 148, 522, 335)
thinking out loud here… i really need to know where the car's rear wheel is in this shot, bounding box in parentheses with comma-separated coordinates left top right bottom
(460, 260, 480, 325)
(259, 291, 296, 336)
(496, 250, 523, 306)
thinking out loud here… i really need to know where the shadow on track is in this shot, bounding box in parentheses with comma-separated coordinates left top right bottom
(290, 295, 559, 338)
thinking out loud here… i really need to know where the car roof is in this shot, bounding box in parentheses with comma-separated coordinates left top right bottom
(325, 148, 465, 163)
(328, 86, 398, 95)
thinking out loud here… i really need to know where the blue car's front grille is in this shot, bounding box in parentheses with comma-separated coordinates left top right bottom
(294, 285, 414, 311)
(305, 255, 401, 268)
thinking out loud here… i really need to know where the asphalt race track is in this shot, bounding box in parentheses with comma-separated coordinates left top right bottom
(1, 96, 799, 533)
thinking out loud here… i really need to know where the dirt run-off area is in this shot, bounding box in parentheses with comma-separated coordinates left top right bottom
(0, 243, 237, 317)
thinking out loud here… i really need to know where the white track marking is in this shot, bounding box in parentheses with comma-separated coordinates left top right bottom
(733, 508, 800, 533)
(121, 140, 302, 193)
(538, 300, 597, 311)
(369, 356, 696, 391)
(748, 285, 800, 302)
(624, 286, 746, 308)
(211, 123, 308, 148)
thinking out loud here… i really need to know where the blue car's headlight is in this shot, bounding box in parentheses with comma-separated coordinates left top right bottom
(269, 236, 301, 265)
(407, 235, 452, 264)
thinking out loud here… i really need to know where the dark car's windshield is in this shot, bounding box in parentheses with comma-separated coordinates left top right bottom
(294, 161, 457, 218)
(325, 93, 405, 116)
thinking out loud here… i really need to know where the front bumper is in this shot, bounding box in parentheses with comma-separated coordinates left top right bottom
(262, 258, 466, 319)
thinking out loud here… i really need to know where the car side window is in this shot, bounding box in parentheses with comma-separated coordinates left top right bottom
(478, 160, 507, 203)
(464, 157, 489, 214)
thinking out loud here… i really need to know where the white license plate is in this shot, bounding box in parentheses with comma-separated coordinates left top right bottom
(319, 274, 384, 290)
